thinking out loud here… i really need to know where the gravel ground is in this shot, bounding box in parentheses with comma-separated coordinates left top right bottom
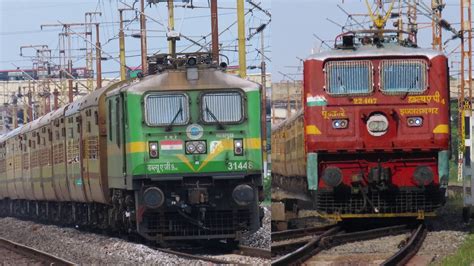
(0, 217, 202, 265)
(317, 196, 470, 264)
(240, 205, 271, 250)
(420, 195, 470, 263)
(0, 207, 272, 265)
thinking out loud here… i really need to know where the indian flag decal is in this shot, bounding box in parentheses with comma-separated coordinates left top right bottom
(160, 140, 183, 153)
(307, 95, 327, 107)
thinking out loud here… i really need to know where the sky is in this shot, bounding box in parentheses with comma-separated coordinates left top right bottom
(0, 0, 470, 82)
(272, 0, 465, 82)
(0, 0, 271, 78)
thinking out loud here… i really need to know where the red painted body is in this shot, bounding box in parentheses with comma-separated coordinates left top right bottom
(304, 46, 450, 191)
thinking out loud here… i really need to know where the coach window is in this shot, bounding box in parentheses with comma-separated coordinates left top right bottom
(380, 59, 427, 94)
(325, 60, 373, 96)
(145, 93, 190, 126)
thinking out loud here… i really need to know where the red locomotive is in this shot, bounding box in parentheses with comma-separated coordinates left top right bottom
(272, 31, 450, 219)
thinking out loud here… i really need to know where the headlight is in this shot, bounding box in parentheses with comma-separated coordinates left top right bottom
(332, 119, 348, 129)
(234, 139, 244, 156)
(232, 184, 255, 206)
(322, 166, 343, 187)
(149, 142, 159, 158)
(143, 187, 165, 209)
(186, 141, 207, 154)
(196, 142, 206, 153)
(366, 114, 389, 136)
(407, 117, 423, 127)
(413, 166, 434, 186)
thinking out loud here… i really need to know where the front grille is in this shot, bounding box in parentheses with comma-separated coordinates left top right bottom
(142, 210, 251, 238)
(316, 188, 445, 214)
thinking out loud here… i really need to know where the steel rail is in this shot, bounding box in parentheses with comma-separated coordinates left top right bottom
(272, 224, 411, 266)
(156, 247, 240, 264)
(271, 239, 309, 257)
(271, 224, 336, 242)
(381, 223, 427, 266)
(272, 226, 341, 266)
(235, 245, 271, 259)
(0, 237, 74, 265)
(156, 244, 270, 264)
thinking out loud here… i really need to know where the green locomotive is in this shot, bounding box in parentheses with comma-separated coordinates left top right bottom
(0, 53, 264, 244)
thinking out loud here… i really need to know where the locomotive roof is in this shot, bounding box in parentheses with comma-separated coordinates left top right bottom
(108, 68, 260, 96)
(307, 44, 444, 61)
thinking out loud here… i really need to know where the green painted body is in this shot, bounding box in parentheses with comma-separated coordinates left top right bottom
(107, 87, 263, 189)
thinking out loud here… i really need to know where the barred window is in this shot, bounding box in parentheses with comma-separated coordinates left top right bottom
(145, 93, 189, 126)
(201, 92, 243, 123)
(380, 60, 427, 94)
(325, 61, 373, 95)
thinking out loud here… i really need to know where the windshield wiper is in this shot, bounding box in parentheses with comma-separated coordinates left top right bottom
(205, 101, 225, 130)
(165, 103, 183, 132)
(401, 76, 419, 100)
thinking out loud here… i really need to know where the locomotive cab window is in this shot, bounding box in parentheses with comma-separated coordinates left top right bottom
(145, 93, 189, 126)
(325, 60, 373, 96)
(200, 91, 244, 124)
(380, 59, 427, 94)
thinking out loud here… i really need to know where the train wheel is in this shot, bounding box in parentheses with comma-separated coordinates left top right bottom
(462, 206, 471, 223)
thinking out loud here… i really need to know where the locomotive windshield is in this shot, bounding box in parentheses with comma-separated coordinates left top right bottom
(325, 60, 372, 95)
(380, 59, 427, 94)
(201, 91, 244, 124)
(145, 93, 189, 126)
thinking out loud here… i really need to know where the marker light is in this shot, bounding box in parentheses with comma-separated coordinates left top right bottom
(234, 139, 244, 156)
(149, 142, 159, 158)
(407, 117, 423, 127)
(186, 141, 207, 154)
(332, 119, 349, 129)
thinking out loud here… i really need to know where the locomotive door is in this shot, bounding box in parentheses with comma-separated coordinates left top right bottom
(107, 95, 126, 189)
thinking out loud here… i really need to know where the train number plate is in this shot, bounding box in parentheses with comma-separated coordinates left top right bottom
(227, 161, 254, 171)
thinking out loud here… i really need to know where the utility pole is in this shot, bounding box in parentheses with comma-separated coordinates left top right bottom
(42, 22, 101, 95)
(167, 0, 176, 57)
(95, 23, 102, 89)
(237, 0, 247, 78)
(85, 12, 101, 90)
(53, 89, 59, 110)
(407, 0, 418, 44)
(140, 0, 148, 74)
(12, 102, 17, 129)
(210, 0, 219, 63)
(260, 27, 267, 178)
(459, 0, 473, 183)
(431, 0, 443, 50)
(66, 25, 74, 103)
(119, 8, 132, 81)
(27, 84, 32, 121)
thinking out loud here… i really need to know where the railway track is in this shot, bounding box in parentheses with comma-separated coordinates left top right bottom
(272, 223, 426, 266)
(156, 244, 271, 264)
(0, 237, 74, 265)
(382, 223, 428, 266)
